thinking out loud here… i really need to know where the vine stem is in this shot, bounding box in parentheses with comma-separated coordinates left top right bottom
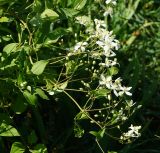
(95, 138, 105, 153)
(63, 90, 103, 129)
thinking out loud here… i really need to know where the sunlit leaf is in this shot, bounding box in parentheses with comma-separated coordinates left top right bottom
(0, 16, 9, 22)
(30, 144, 48, 153)
(41, 9, 59, 21)
(3, 43, 19, 54)
(10, 142, 25, 153)
(73, 0, 87, 10)
(31, 60, 48, 75)
(0, 122, 20, 137)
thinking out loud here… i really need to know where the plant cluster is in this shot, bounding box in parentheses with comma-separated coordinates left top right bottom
(1, 0, 155, 153)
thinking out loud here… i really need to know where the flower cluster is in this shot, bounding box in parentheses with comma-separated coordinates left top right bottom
(120, 124, 141, 143)
(65, 0, 141, 142)
(99, 74, 132, 97)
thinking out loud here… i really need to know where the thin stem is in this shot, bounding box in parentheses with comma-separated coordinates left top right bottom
(95, 139, 105, 153)
(63, 91, 103, 129)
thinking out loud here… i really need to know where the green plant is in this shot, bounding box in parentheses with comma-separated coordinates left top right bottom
(0, 0, 145, 153)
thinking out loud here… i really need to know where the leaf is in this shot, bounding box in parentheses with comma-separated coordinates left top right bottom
(41, 9, 59, 21)
(73, 0, 87, 10)
(44, 28, 71, 45)
(0, 17, 9, 22)
(31, 60, 48, 75)
(74, 123, 84, 138)
(3, 43, 18, 54)
(30, 144, 48, 153)
(0, 0, 12, 6)
(30, 15, 42, 27)
(28, 131, 38, 145)
(61, 8, 79, 18)
(75, 112, 89, 120)
(92, 89, 110, 98)
(58, 81, 68, 90)
(66, 60, 78, 75)
(36, 88, 49, 100)
(108, 67, 119, 75)
(89, 129, 105, 140)
(0, 122, 20, 137)
(0, 113, 12, 125)
(11, 95, 28, 114)
(23, 90, 38, 105)
(10, 142, 25, 153)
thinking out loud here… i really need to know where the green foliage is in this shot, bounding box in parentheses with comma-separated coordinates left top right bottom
(0, 0, 159, 153)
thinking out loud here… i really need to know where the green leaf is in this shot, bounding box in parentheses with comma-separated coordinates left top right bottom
(11, 95, 28, 114)
(74, 123, 84, 138)
(92, 89, 110, 98)
(0, 0, 12, 6)
(44, 28, 71, 45)
(28, 131, 38, 145)
(73, 0, 87, 10)
(30, 15, 42, 27)
(75, 112, 89, 120)
(66, 60, 78, 75)
(10, 142, 25, 153)
(3, 43, 19, 54)
(36, 88, 49, 100)
(23, 90, 38, 105)
(30, 144, 48, 153)
(41, 9, 59, 21)
(0, 122, 20, 137)
(89, 129, 105, 140)
(0, 113, 12, 125)
(61, 8, 79, 18)
(31, 60, 48, 75)
(58, 81, 68, 90)
(108, 67, 119, 75)
(0, 16, 9, 22)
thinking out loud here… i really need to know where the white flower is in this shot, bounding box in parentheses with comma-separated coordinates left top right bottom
(100, 58, 117, 67)
(94, 19, 106, 29)
(110, 83, 119, 96)
(119, 86, 132, 96)
(99, 74, 112, 89)
(105, 0, 117, 5)
(124, 124, 141, 138)
(120, 124, 141, 143)
(103, 7, 113, 16)
(74, 42, 88, 52)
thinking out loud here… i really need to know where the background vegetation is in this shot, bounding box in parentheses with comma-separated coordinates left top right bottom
(0, 0, 160, 153)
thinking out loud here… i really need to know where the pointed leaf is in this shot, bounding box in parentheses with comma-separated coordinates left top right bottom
(41, 9, 59, 21)
(23, 90, 38, 105)
(74, 0, 87, 10)
(36, 88, 49, 100)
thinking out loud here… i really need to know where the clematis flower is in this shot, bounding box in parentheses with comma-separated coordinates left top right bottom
(99, 74, 112, 89)
(74, 42, 88, 52)
(119, 86, 132, 96)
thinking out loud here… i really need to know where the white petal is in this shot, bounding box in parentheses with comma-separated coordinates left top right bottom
(125, 91, 132, 96)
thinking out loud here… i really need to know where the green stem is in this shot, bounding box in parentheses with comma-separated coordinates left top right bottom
(63, 91, 103, 129)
